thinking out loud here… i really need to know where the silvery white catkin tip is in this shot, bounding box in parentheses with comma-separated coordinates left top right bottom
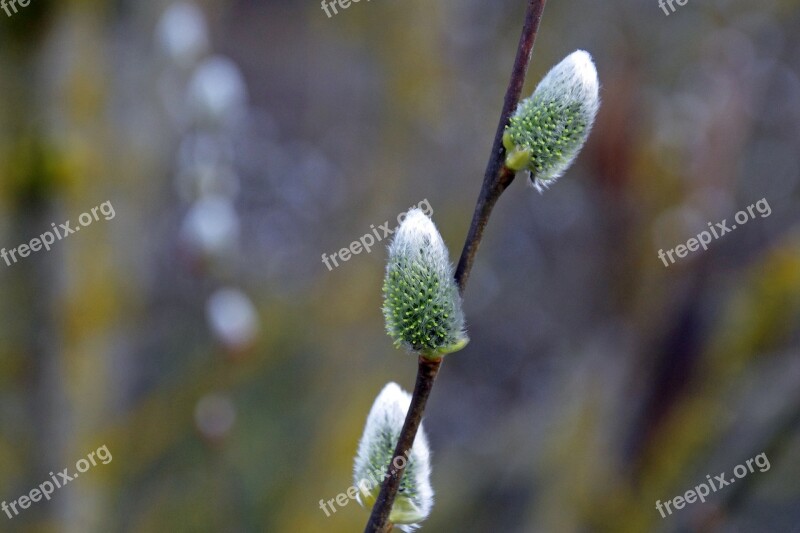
(354, 382, 433, 531)
(503, 50, 600, 192)
(383, 209, 468, 358)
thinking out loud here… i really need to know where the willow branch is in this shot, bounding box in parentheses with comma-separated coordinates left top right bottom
(364, 1, 547, 531)
(454, 0, 546, 293)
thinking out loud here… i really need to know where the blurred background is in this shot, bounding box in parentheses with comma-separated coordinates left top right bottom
(0, 0, 799, 531)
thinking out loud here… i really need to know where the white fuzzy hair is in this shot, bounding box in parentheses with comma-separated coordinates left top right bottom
(353, 382, 433, 530)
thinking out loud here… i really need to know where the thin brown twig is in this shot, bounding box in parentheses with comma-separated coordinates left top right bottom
(455, 0, 547, 293)
(364, 1, 547, 530)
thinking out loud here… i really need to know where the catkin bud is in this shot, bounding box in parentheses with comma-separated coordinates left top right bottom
(503, 50, 600, 191)
(354, 382, 433, 531)
(383, 209, 468, 358)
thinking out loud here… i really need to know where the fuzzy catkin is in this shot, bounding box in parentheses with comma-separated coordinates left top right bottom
(503, 50, 600, 191)
(354, 382, 433, 530)
(383, 209, 467, 357)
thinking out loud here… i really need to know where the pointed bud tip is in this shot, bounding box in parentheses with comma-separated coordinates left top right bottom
(566, 50, 598, 85)
(557, 50, 600, 115)
(398, 208, 438, 239)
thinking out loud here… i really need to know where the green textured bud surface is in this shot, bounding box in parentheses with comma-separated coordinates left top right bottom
(503, 50, 600, 191)
(383, 209, 468, 357)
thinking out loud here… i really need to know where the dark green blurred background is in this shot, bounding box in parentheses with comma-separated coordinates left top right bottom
(1, 0, 799, 531)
